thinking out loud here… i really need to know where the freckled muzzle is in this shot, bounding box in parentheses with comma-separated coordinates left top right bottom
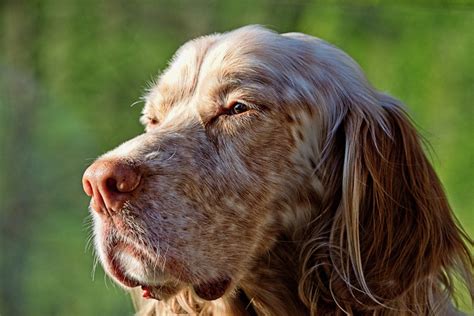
(82, 137, 237, 301)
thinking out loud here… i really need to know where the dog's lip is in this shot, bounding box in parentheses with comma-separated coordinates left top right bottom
(141, 284, 179, 300)
(108, 260, 177, 300)
(104, 239, 154, 288)
(192, 276, 232, 301)
(104, 242, 141, 288)
(99, 226, 228, 301)
(108, 256, 140, 288)
(103, 239, 232, 301)
(104, 239, 176, 290)
(140, 277, 233, 301)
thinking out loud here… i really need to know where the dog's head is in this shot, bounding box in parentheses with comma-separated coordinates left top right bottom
(83, 26, 472, 312)
(83, 26, 320, 300)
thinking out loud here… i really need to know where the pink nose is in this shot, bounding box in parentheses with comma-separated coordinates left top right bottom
(82, 159, 141, 215)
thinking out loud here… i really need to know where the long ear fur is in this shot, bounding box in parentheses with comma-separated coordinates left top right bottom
(299, 91, 473, 315)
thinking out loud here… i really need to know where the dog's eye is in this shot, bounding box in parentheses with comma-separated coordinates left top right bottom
(229, 102, 248, 115)
(148, 117, 159, 126)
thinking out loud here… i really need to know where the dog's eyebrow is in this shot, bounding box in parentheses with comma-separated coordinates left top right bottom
(142, 84, 181, 117)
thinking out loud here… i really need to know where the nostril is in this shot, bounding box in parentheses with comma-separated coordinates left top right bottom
(106, 177, 120, 193)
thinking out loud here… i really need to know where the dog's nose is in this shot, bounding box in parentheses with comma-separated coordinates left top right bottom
(82, 159, 141, 215)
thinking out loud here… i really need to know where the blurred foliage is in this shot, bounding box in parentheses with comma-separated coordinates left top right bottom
(0, 1, 472, 315)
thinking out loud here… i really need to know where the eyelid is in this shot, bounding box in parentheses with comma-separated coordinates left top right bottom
(227, 100, 246, 107)
(224, 100, 252, 112)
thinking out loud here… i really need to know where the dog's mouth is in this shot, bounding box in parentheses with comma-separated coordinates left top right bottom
(102, 239, 232, 301)
(105, 241, 151, 286)
(141, 277, 232, 301)
(107, 253, 140, 288)
(103, 240, 180, 299)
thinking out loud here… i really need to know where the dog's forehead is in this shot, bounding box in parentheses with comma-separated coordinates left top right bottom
(143, 35, 218, 114)
(142, 25, 368, 122)
(143, 26, 296, 114)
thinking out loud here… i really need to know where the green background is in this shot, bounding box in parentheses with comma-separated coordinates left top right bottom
(1, 1, 472, 315)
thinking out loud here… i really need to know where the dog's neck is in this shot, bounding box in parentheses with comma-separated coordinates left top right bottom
(231, 192, 322, 316)
(237, 235, 308, 316)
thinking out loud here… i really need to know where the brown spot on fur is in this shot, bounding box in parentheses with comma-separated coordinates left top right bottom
(297, 130, 304, 141)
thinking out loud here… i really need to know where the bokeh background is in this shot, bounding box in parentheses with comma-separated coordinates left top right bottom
(0, 1, 472, 315)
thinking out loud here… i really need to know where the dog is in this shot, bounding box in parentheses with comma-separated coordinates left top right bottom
(82, 25, 473, 315)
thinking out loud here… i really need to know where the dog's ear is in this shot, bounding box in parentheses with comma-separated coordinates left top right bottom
(301, 92, 473, 313)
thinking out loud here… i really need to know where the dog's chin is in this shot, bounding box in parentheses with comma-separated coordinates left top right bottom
(101, 240, 232, 301)
(100, 240, 180, 299)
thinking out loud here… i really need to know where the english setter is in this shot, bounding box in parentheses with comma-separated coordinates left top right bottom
(83, 26, 473, 315)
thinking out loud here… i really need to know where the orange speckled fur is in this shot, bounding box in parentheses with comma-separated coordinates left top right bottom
(87, 26, 473, 315)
